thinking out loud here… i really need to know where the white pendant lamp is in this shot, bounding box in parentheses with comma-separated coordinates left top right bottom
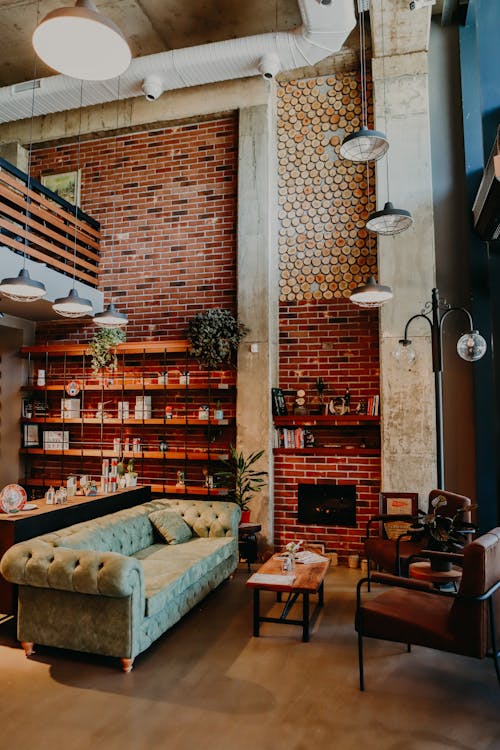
(93, 77, 127, 329)
(366, 201, 413, 234)
(0, 268, 46, 302)
(0, 37, 46, 303)
(340, 0, 388, 163)
(93, 302, 128, 328)
(366, 0, 412, 235)
(32, 0, 131, 81)
(349, 275, 393, 308)
(53, 81, 93, 319)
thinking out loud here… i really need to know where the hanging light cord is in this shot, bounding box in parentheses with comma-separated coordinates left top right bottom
(22, 1, 41, 271)
(380, 0, 391, 201)
(359, 4, 368, 130)
(71, 80, 84, 288)
(109, 76, 121, 307)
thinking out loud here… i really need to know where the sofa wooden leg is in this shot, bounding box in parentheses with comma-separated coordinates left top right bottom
(120, 658, 134, 673)
(21, 641, 35, 657)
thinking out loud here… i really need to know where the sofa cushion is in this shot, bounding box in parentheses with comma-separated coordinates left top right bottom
(149, 509, 192, 545)
(133, 537, 236, 617)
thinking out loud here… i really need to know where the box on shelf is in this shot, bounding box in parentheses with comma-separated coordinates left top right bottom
(61, 398, 80, 419)
(135, 395, 152, 419)
(118, 401, 130, 419)
(43, 430, 69, 450)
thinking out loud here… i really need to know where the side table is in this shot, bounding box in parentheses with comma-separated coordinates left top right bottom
(409, 561, 462, 591)
(238, 523, 261, 571)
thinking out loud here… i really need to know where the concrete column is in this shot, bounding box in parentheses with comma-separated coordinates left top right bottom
(373, 51, 437, 503)
(237, 99, 279, 549)
(0, 142, 28, 171)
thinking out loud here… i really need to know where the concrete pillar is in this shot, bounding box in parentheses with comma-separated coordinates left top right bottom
(237, 99, 279, 549)
(373, 51, 437, 503)
(0, 142, 28, 171)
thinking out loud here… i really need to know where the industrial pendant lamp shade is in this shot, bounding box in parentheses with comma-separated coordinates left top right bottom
(366, 201, 413, 235)
(0, 268, 46, 302)
(32, 0, 131, 81)
(53, 287, 93, 317)
(93, 302, 128, 329)
(340, 126, 389, 162)
(349, 275, 393, 308)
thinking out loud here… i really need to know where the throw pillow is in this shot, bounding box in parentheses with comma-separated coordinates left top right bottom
(149, 509, 192, 544)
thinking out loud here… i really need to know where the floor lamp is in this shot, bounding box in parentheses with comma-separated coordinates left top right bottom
(394, 288, 487, 488)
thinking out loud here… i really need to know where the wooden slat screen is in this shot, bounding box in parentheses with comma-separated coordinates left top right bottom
(0, 157, 100, 288)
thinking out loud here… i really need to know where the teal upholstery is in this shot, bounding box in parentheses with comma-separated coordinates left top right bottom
(1, 499, 240, 668)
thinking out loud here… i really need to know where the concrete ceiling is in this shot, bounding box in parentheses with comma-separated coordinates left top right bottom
(0, 0, 303, 87)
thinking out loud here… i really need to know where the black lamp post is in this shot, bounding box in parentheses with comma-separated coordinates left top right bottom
(395, 288, 487, 489)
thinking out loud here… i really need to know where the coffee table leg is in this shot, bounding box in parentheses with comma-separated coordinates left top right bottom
(318, 580, 324, 607)
(253, 588, 260, 637)
(302, 593, 310, 642)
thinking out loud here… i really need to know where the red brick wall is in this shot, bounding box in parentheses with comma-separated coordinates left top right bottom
(31, 116, 238, 343)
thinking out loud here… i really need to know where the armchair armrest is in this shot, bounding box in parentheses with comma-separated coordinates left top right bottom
(0, 540, 144, 598)
(407, 549, 464, 567)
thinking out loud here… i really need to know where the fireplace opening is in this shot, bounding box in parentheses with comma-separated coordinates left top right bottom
(297, 483, 356, 527)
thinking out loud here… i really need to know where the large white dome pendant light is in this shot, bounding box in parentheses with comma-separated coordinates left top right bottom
(32, 0, 131, 81)
(340, 0, 388, 162)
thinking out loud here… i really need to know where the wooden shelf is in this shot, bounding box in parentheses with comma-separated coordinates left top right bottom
(22, 478, 230, 497)
(273, 415, 379, 426)
(21, 448, 229, 461)
(22, 381, 233, 392)
(21, 340, 189, 355)
(23, 417, 231, 426)
(273, 447, 380, 456)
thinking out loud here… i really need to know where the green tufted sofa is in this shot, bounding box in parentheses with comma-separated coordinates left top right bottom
(0, 498, 240, 671)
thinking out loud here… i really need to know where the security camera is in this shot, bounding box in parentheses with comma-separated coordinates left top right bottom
(142, 75, 163, 102)
(258, 53, 281, 81)
(409, 0, 436, 10)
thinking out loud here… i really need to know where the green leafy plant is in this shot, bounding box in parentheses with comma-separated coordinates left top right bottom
(412, 495, 477, 553)
(89, 327, 126, 374)
(216, 445, 267, 511)
(186, 308, 249, 369)
(127, 458, 137, 477)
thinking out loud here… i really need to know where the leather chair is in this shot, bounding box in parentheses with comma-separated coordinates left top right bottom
(355, 528, 500, 690)
(364, 489, 471, 585)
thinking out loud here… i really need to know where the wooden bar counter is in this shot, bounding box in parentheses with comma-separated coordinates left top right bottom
(0, 484, 151, 615)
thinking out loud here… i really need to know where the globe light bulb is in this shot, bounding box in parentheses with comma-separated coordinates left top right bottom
(392, 339, 416, 369)
(456, 330, 487, 362)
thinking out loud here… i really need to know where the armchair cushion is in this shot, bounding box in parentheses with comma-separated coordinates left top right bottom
(149, 509, 192, 545)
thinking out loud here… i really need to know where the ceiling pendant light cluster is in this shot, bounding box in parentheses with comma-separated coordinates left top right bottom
(33, 0, 131, 81)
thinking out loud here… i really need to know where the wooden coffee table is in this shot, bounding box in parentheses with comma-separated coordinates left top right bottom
(246, 554, 330, 642)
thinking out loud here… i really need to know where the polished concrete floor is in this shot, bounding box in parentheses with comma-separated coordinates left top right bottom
(0, 566, 499, 750)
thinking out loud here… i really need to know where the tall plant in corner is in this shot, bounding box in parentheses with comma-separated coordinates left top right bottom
(216, 446, 267, 518)
(186, 308, 249, 369)
(89, 327, 126, 374)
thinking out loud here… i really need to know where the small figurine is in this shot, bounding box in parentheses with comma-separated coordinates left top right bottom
(176, 470, 185, 488)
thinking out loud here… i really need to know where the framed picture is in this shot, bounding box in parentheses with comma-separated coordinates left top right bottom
(271, 387, 287, 416)
(380, 492, 418, 540)
(42, 169, 81, 205)
(23, 424, 40, 447)
(21, 398, 33, 419)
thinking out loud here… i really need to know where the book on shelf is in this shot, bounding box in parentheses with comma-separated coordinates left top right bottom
(366, 395, 380, 416)
(271, 388, 287, 416)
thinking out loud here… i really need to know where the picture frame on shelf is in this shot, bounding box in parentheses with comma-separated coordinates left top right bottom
(41, 169, 81, 206)
(23, 424, 40, 448)
(21, 398, 33, 419)
(271, 387, 287, 416)
(380, 492, 419, 541)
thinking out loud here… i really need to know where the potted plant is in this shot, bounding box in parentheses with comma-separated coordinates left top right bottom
(186, 308, 249, 369)
(216, 445, 267, 523)
(125, 458, 138, 487)
(89, 327, 126, 375)
(410, 494, 477, 571)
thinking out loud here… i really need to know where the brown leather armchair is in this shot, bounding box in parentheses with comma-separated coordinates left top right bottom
(364, 489, 471, 585)
(355, 528, 500, 690)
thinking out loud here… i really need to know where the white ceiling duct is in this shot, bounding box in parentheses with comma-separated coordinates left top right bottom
(0, 0, 355, 124)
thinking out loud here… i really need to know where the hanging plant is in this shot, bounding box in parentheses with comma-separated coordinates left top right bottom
(89, 327, 126, 374)
(186, 309, 249, 369)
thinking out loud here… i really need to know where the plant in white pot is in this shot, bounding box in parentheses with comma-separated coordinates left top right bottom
(125, 458, 138, 487)
(216, 445, 267, 523)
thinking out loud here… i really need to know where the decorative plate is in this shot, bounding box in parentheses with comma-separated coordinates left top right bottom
(65, 379, 81, 396)
(0, 484, 27, 513)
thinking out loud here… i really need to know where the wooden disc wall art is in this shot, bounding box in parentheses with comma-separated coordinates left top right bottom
(277, 72, 378, 303)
